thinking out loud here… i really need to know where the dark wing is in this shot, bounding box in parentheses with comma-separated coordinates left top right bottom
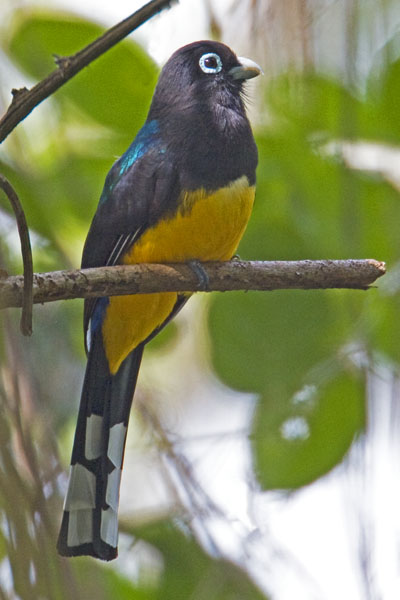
(82, 140, 182, 352)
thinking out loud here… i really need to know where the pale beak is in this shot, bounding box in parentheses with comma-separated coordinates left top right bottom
(229, 57, 263, 80)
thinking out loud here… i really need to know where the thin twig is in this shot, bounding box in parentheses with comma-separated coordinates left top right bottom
(0, 174, 33, 333)
(0, 0, 174, 143)
(0, 259, 386, 310)
(136, 397, 224, 553)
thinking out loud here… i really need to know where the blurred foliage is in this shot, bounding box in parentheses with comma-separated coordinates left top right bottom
(210, 61, 400, 489)
(0, 6, 267, 599)
(7, 12, 157, 133)
(1, 9, 158, 269)
(1, 2, 400, 599)
(128, 520, 267, 600)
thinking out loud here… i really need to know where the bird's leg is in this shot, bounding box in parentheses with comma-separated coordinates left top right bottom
(187, 260, 210, 291)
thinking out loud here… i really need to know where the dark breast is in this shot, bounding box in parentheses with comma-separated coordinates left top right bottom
(159, 100, 258, 192)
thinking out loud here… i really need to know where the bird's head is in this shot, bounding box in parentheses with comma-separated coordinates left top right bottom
(148, 41, 262, 118)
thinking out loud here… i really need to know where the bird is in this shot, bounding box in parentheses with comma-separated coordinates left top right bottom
(57, 40, 261, 560)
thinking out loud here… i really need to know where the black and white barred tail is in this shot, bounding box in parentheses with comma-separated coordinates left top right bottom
(57, 332, 143, 561)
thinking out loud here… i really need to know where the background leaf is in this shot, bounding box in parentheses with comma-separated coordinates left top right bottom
(132, 521, 267, 600)
(6, 11, 158, 133)
(252, 368, 365, 489)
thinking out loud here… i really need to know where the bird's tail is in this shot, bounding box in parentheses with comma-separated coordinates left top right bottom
(57, 333, 143, 560)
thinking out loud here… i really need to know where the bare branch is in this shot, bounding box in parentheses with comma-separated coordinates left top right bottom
(0, 0, 174, 143)
(0, 175, 33, 334)
(0, 259, 386, 310)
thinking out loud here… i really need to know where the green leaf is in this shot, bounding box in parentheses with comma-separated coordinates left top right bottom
(252, 368, 365, 489)
(7, 10, 158, 133)
(132, 520, 268, 600)
(364, 269, 400, 364)
(0, 530, 7, 562)
(365, 32, 400, 143)
(0, 154, 106, 267)
(146, 321, 178, 352)
(246, 130, 400, 264)
(73, 558, 156, 600)
(266, 73, 363, 139)
(209, 289, 349, 397)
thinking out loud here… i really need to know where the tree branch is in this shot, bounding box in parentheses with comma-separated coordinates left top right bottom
(0, 259, 386, 310)
(0, 0, 174, 143)
(0, 175, 33, 334)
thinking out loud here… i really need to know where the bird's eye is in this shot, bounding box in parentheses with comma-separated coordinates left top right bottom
(199, 53, 223, 74)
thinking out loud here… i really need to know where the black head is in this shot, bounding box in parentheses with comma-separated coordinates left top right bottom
(147, 41, 261, 190)
(148, 41, 261, 118)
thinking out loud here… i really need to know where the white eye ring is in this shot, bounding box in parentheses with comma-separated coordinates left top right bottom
(199, 53, 223, 74)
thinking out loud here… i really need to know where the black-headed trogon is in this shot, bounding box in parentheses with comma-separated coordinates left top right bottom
(57, 41, 261, 560)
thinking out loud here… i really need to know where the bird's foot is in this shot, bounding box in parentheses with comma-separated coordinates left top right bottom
(187, 260, 210, 291)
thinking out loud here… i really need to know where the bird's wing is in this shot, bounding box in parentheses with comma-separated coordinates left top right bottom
(82, 122, 183, 351)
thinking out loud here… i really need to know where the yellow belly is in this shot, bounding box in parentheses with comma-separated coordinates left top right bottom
(102, 176, 255, 373)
